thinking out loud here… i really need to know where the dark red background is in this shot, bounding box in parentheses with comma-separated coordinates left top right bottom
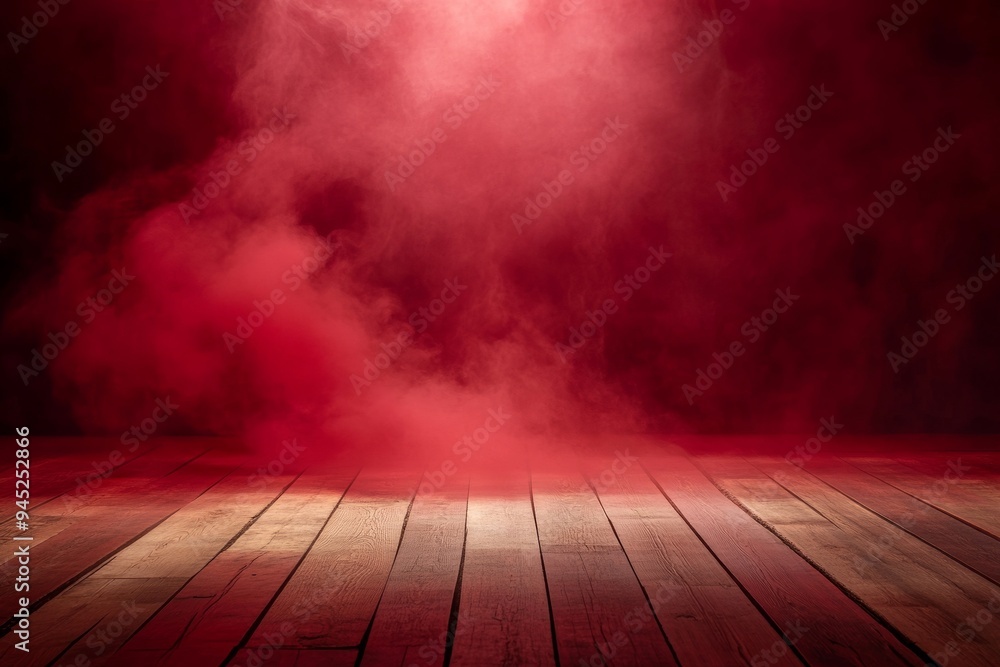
(1, 0, 998, 452)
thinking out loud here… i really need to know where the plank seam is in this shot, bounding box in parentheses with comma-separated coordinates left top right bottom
(756, 457, 1000, 589)
(528, 465, 562, 667)
(0, 460, 242, 639)
(220, 468, 362, 667)
(441, 476, 471, 667)
(637, 458, 810, 667)
(689, 456, 935, 667)
(584, 471, 683, 667)
(113, 469, 306, 657)
(0, 442, 178, 519)
(353, 473, 420, 664)
(836, 456, 1000, 542)
(45, 616, 105, 667)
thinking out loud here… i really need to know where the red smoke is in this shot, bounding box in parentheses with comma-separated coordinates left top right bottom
(1, 0, 998, 456)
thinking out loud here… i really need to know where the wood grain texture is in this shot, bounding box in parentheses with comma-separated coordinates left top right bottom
(0, 464, 297, 666)
(0, 440, 162, 510)
(2, 441, 999, 666)
(846, 456, 1000, 539)
(0, 448, 231, 624)
(716, 455, 1000, 667)
(583, 458, 804, 667)
(249, 468, 416, 649)
(795, 455, 1000, 586)
(532, 469, 679, 667)
(645, 453, 926, 667)
(0, 442, 200, 550)
(359, 473, 468, 667)
(449, 469, 556, 667)
(113, 472, 355, 667)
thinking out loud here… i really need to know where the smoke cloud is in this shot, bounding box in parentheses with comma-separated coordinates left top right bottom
(1, 0, 998, 457)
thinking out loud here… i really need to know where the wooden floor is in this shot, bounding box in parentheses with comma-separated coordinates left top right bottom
(2, 437, 999, 666)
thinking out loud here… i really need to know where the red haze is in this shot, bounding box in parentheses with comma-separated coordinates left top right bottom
(1, 0, 998, 458)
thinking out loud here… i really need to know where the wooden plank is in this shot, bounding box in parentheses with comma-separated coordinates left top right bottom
(2, 577, 188, 667)
(645, 453, 925, 667)
(0, 465, 297, 666)
(249, 468, 416, 649)
(583, 457, 804, 667)
(86, 465, 299, 580)
(0, 450, 234, 624)
(360, 473, 467, 667)
(227, 648, 357, 666)
(0, 440, 210, 598)
(847, 456, 1000, 539)
(449, 469, 555, 667)
(0, 440, 206, 511)
(789, 455, 1000, 586)
(898, 452, 1000, 475)
(5, 442, 997, 666)
(0, 443, 208, 555)
(893, 455, 1000, 504)
(0, 445, 162, 519)
(112, 471, 356, 667)
(531, 467, 679, 666)
(715, 455, 1000, 667)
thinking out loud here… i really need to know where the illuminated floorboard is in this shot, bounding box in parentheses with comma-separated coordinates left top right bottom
(1, 437, 998, 666)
